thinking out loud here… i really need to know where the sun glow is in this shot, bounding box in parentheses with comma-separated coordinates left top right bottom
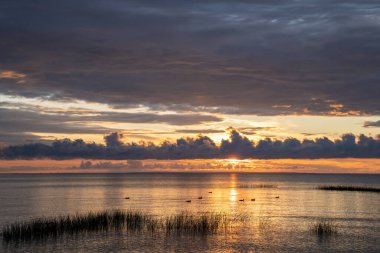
(226, 157, 241, 163)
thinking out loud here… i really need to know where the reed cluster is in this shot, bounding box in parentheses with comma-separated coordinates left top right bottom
(164, 212, 227, 234)
(2, 210, 228, 242)
(311, 221, 337, 237)
(318, 185, 380, 193)
(239, 184, 277, 189)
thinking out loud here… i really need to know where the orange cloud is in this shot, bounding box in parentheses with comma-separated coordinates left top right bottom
(0, 70, 25, 79)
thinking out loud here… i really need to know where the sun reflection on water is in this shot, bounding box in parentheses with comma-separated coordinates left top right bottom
(229, 173, 238, 204)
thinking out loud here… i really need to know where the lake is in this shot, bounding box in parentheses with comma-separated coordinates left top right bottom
(1, 173, 379, 252)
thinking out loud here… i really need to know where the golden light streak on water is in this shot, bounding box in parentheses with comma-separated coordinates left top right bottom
(229, 173, 238, 204)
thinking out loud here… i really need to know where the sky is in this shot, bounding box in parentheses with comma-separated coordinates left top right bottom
(0, 1, 380, 166)
(1, 158, 380, 174)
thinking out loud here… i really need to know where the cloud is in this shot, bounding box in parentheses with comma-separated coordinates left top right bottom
(175, 127, 274, 135)
(78, 160, 142, 170)
(0, 70, 25, 79)
(0, 107, 113, 144)
(0, 105, 222, 144)
(236, 127, 275, 135)
(220, 128, 254, 157)
(104, 132, 124, 147)
(0, 0, 379, 115)
(363, 120, 380, 128)
(1, 128, 379, 159)
(175, 129, 224, 134)
(301, 133, 328, 136)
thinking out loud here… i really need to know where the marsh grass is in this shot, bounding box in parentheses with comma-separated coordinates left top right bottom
(318, 185, 380, 193)
(311, 221, 338, 237)
(239, 184, 278, 189)
(2, 210, 228, 242)
(164, 212, 228, 235)
(258, 217, 272, 230)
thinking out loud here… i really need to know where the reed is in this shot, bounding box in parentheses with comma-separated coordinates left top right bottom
(239, 184, 278, 189)
(164, 212, 228, 235)
(311, 221, 337, 237)
(318, 185, 380, 193)
(1, 210, 228, 242)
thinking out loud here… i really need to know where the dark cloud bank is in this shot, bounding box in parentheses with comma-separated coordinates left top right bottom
(1, 129, 379, 160)
(1, 0, 380, 116)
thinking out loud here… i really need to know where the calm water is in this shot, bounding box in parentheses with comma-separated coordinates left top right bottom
(1, 173, 380, 253)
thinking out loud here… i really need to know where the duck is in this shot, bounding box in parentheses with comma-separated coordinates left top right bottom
(124, 197, 130, 199)
(208, 191, 212, 194)
(198, 196, 203, 199)
(186, 200, 191, 203)
(275, 196, 279, 199)
(251, 198, 255, 201)
(239, 199, 244, 202)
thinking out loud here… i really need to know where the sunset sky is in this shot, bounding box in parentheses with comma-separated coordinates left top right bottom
(0, 1, 380, 172)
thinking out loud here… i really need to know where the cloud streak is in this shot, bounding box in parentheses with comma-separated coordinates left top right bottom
(363, 120, 380, 128)
(0, 105, 222, 144)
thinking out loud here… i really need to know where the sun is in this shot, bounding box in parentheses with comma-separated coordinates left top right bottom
(226, 157, 241, 164)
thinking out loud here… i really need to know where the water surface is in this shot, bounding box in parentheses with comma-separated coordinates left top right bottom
(1, 173, 379, 252)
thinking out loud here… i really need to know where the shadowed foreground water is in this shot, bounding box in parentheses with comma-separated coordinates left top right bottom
(1, 173, 379, 252)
